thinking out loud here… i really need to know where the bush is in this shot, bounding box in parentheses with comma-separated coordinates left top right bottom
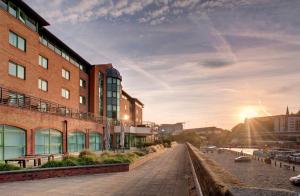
(0, 163, 21, 171)
(133, 151, 145, 156)
(62, 154, 78, 161)
(41, 160, 64, 168)
(62, 159, 78, 166)
(78, 156, 97, 165)
(79, 149, 96, 158)
(103, 158, 125, 164)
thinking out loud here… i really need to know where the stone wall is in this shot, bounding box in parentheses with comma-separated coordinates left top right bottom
(186, 143, 239, 196)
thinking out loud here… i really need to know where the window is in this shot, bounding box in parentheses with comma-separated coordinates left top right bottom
(38, 102, 48, 112)
(79, 96, 86, 105)
(8, 2, 17, 17)
(19, 10, 26, 24)
(62, 68, 70, 80)
(61, 88, 70, 99)
(9, 31, 26, 51)
(38, 79, 48, 92)
(89, 132, 102, 151)
(35, 128, 62, 155)
(297, 120, 300, 130)
(9, 61, 25, 79)
(8, 92, 24, 107)
(79, 65, 83, 71)
(38, 55, 48, 69)
(0, 125, 26, 160)
(80, 79, 86, 88)
(0, 0, 7, 10)
(68, 131, 85, 152)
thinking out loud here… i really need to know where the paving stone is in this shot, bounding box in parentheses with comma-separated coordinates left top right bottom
(0, 145, 190, 196)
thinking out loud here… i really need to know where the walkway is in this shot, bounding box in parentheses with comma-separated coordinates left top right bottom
(0, 145, 191, 196)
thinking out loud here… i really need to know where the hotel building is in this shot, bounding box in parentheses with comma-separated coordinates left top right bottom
(0, 0, 154, 160)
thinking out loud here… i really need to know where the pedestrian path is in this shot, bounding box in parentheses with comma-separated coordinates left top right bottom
(0, 144, 190, 196)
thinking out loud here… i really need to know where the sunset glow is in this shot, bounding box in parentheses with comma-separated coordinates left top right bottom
(239, 106, 258, 122)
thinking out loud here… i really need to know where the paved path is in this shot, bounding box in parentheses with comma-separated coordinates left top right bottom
(0, 145, 190, 196)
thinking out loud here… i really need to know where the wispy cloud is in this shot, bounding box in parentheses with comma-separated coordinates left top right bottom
(24, 0, 300, 128)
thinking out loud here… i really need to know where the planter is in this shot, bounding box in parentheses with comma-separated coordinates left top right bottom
(0, 163, 129, 183)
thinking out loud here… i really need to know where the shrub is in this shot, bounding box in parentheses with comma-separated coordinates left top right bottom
(133, 151, 145, 157)
(79, 149, 96, 158)
(0, 163, 21, 171)
(41, 160, 64, 168)
(77, 156, 97, 165)
(62, 159, 78, 167)
(103, 158, 125, 164)
(62, 154, 78, 161)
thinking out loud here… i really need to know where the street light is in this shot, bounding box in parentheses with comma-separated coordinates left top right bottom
(120, 115, 129, 152)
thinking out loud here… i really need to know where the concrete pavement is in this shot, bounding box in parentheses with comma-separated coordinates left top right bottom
(0, 144, 191, 196)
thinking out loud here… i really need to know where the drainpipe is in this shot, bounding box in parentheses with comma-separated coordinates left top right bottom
(64, 120, 68, 153)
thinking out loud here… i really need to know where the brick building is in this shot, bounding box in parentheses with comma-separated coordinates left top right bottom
(0, 0, 147, 160)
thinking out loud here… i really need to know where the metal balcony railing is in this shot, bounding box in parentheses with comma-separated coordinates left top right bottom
(0, 86, 103, 123)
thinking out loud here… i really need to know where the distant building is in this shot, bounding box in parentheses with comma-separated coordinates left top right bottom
(158, 123, 184, 134)
(184, 127, 226, 135)
(246, 107, 300, 142)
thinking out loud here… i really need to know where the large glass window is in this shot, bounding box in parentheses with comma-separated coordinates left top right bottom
(9, 61, 25, 80)
(98, 72, 104, 117)
(89, 132, 102, 151)
(106, 77, 121, 120)
(35, 129, 62, 155)
(0, 125, 26, 160)
(68, 131, 85, 152)
(38, 55, 48, 69)
(9, 31, 26, 51)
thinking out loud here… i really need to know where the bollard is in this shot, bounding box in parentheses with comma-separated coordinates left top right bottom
(293, 166, 295, 171)
(275, 161, 276, 167)
(280, 162, 282, 168)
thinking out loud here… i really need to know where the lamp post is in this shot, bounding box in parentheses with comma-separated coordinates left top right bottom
(120, 115, 129, 153)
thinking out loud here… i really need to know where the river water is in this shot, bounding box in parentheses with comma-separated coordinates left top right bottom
(223, 148, 258, 155)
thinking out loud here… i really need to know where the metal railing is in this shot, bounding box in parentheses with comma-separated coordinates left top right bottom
(0, 86, 103, 123)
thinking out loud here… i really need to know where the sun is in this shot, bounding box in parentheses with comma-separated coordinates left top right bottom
(239, 106, 258, 122)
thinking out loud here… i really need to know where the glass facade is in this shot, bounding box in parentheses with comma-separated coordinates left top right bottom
(89, 132, 102, 151)
(115, 133, 147, 149)
(98, 72, 104, 117)
(0, 125, 26, 160)
(35, 128, 62, 155)
(106, 77, 121, 120)
(68, 131, 85, 152)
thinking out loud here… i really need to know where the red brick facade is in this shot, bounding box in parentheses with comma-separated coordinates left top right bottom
(0, 1, 145, 157)
(120, 90, 144, 126)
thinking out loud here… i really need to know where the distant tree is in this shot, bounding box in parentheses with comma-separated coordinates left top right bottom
(172, 131, 204, 148)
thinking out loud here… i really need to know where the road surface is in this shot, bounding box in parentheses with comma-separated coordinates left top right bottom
(0, 144, 191, 196)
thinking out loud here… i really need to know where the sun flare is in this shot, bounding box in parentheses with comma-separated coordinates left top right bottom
(239, 106, 258, 122)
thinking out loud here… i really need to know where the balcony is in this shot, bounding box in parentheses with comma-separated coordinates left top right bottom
(0, 86, 103, 123)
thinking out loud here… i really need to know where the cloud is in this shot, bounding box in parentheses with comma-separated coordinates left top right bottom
(202, 58, 234, 69)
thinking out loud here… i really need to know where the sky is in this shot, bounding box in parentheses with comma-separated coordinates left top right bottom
(24, 0, 300, 129)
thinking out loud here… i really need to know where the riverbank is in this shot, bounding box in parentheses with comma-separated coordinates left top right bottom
(205, 150, 300, 193)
